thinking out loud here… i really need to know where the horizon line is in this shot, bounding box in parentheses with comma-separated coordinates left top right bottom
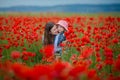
(0, 3, 120, 8)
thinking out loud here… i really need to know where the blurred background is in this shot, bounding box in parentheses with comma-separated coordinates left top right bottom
(0, 1, 120, 80)
(0, 0, 120, 13)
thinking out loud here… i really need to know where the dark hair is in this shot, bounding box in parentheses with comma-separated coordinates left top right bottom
(43, 22, 55, 46)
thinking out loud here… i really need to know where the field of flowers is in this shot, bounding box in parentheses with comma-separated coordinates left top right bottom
(0, 13, 120, 80)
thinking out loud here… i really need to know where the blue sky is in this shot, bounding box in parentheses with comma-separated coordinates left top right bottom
(0, 0, 120, 7)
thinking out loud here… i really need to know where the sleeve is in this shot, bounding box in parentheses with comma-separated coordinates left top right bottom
(42, 35, 44, 45)
(54, 34, 59, 53)
(62, 34, 66, 41)
(54, 34, 62, 53)
(57, 33, 66, 45)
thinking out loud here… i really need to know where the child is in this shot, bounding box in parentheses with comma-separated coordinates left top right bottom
(54, 20, 69, 56)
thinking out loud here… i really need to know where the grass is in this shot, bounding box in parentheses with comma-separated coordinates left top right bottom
(0, 12, 120, 17)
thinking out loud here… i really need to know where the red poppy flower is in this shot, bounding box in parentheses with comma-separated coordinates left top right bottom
(69, 65, 86, 77)
(40, 45, 54, 58)
(104, 47, 113, 57)
(104, 58, 113, 65)
(81, 36, 90, 43)
(22, 56, 29, 61)
(12, 62, 34, 79)
(87, 69, 98, 79)
(114, 57, 120, 71)
(96, 63, 103, 70)
(112, 38, 119, 44)
(0, 47, 2, 58)
(81, 47, 93, 59)
(11, 51, 20, 59)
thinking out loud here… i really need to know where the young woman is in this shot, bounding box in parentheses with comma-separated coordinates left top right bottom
(43, 22, 58, 46)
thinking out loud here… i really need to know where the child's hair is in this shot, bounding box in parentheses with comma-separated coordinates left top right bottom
(43, 22, 55, 46)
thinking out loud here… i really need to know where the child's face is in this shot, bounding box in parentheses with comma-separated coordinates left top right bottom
(57, 25, 65, 33)
(50, 25, 59, 35)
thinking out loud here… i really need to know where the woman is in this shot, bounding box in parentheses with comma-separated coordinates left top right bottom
(43, 20, 68, 55)
(43, 22, 59, 46)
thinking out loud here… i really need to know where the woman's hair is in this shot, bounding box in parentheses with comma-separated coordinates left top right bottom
(43, 22, 55, 46)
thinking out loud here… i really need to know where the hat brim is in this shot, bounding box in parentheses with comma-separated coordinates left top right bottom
(56, 23, 68, 31)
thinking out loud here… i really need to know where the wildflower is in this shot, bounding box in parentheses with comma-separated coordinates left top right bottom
(40, 45, 54, 58)
(11, 51, 20, 59)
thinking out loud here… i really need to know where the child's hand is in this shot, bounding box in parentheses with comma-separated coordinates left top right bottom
(63, 40, 70, 45)
(62, 40, 67, 44)
(60, 40, 70, 47)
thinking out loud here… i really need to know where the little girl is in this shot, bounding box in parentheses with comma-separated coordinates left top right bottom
(54, 20, 69, 56)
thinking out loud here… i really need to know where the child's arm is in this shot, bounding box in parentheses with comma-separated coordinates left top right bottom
(54, 34, 60, 53)
(54, 33, 66, 53)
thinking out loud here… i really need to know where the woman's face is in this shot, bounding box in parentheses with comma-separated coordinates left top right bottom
(50, 25, 59, 35)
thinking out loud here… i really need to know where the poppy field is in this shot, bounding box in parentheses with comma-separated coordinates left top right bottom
(0, 13, 120, 80)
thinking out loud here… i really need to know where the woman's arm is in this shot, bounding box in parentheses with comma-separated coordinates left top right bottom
(42, 35, 44, 45)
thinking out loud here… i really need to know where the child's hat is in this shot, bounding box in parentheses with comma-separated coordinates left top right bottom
(56, 20, 68, 31)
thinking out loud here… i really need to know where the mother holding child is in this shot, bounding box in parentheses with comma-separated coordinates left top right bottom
(43, 20, 69, 59)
